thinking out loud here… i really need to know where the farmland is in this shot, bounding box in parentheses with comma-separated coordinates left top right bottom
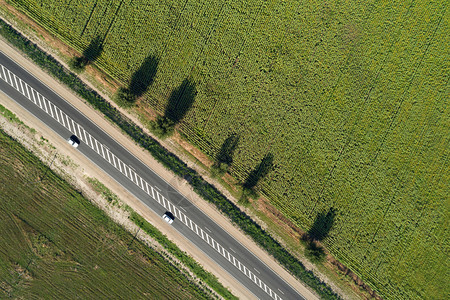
(0, 129, 210, 299)
(5, 0, 449, 298)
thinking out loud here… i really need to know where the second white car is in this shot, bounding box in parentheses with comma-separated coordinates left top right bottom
(162, 212, 175, 224)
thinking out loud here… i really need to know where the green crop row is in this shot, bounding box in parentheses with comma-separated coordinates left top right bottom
(0, 18, 339, 299)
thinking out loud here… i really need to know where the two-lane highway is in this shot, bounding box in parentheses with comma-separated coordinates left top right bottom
(0, 50, 307, 300)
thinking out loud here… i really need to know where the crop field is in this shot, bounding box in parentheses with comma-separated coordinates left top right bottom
(0, 129, 209, 299)
(6, 0, 449, 298)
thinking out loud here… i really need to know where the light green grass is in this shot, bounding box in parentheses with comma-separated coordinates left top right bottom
(5, 0, 449, 298)
(0, 128, 211, 299)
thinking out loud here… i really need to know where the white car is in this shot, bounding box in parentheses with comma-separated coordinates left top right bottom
(67, 135, 80, 148)
(162, 212, 174, 224)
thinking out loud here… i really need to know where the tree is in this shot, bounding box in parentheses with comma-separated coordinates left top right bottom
(68, 56, 87, 73)
(149, 115, 174, 138)
(305, 241, 326, 263)
(115, 87, 137, 108)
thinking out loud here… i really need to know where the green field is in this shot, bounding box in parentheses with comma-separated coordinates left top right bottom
(6, 0, 449, 298)
(0, 129, 210, 299)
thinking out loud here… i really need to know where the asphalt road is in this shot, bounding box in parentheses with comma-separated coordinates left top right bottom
(0, 51, 305, 300)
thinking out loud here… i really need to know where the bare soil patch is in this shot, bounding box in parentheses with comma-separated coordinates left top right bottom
(171, 130, 214, 168)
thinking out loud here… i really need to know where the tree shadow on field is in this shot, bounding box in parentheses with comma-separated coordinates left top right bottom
(307, 207, 336, 241)
(115, 54, 159, 108)
(243, 153, 274, 190)
(215, 133, 240, 166)
(69, 36, 104, 72)
(164, 79, 197, 124)
(149, 79, 196, 138)
(83, 35, 104, 63)
(128, 55, 159, 97)
(211, 134, 240, 177)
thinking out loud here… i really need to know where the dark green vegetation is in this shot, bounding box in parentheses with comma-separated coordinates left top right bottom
(0, 19, 339, 299)
(304, 242, 326, 264)
(68, 35, 103, 72)
(4, 0, 449, 298)
(115, 55, 159, 107)
(301, 208, 336, 263)
(150, 79, 197, 137)
(211, 134, 239, 177)
(0, 129, 212, 299)
(149, 115, 174, 138)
